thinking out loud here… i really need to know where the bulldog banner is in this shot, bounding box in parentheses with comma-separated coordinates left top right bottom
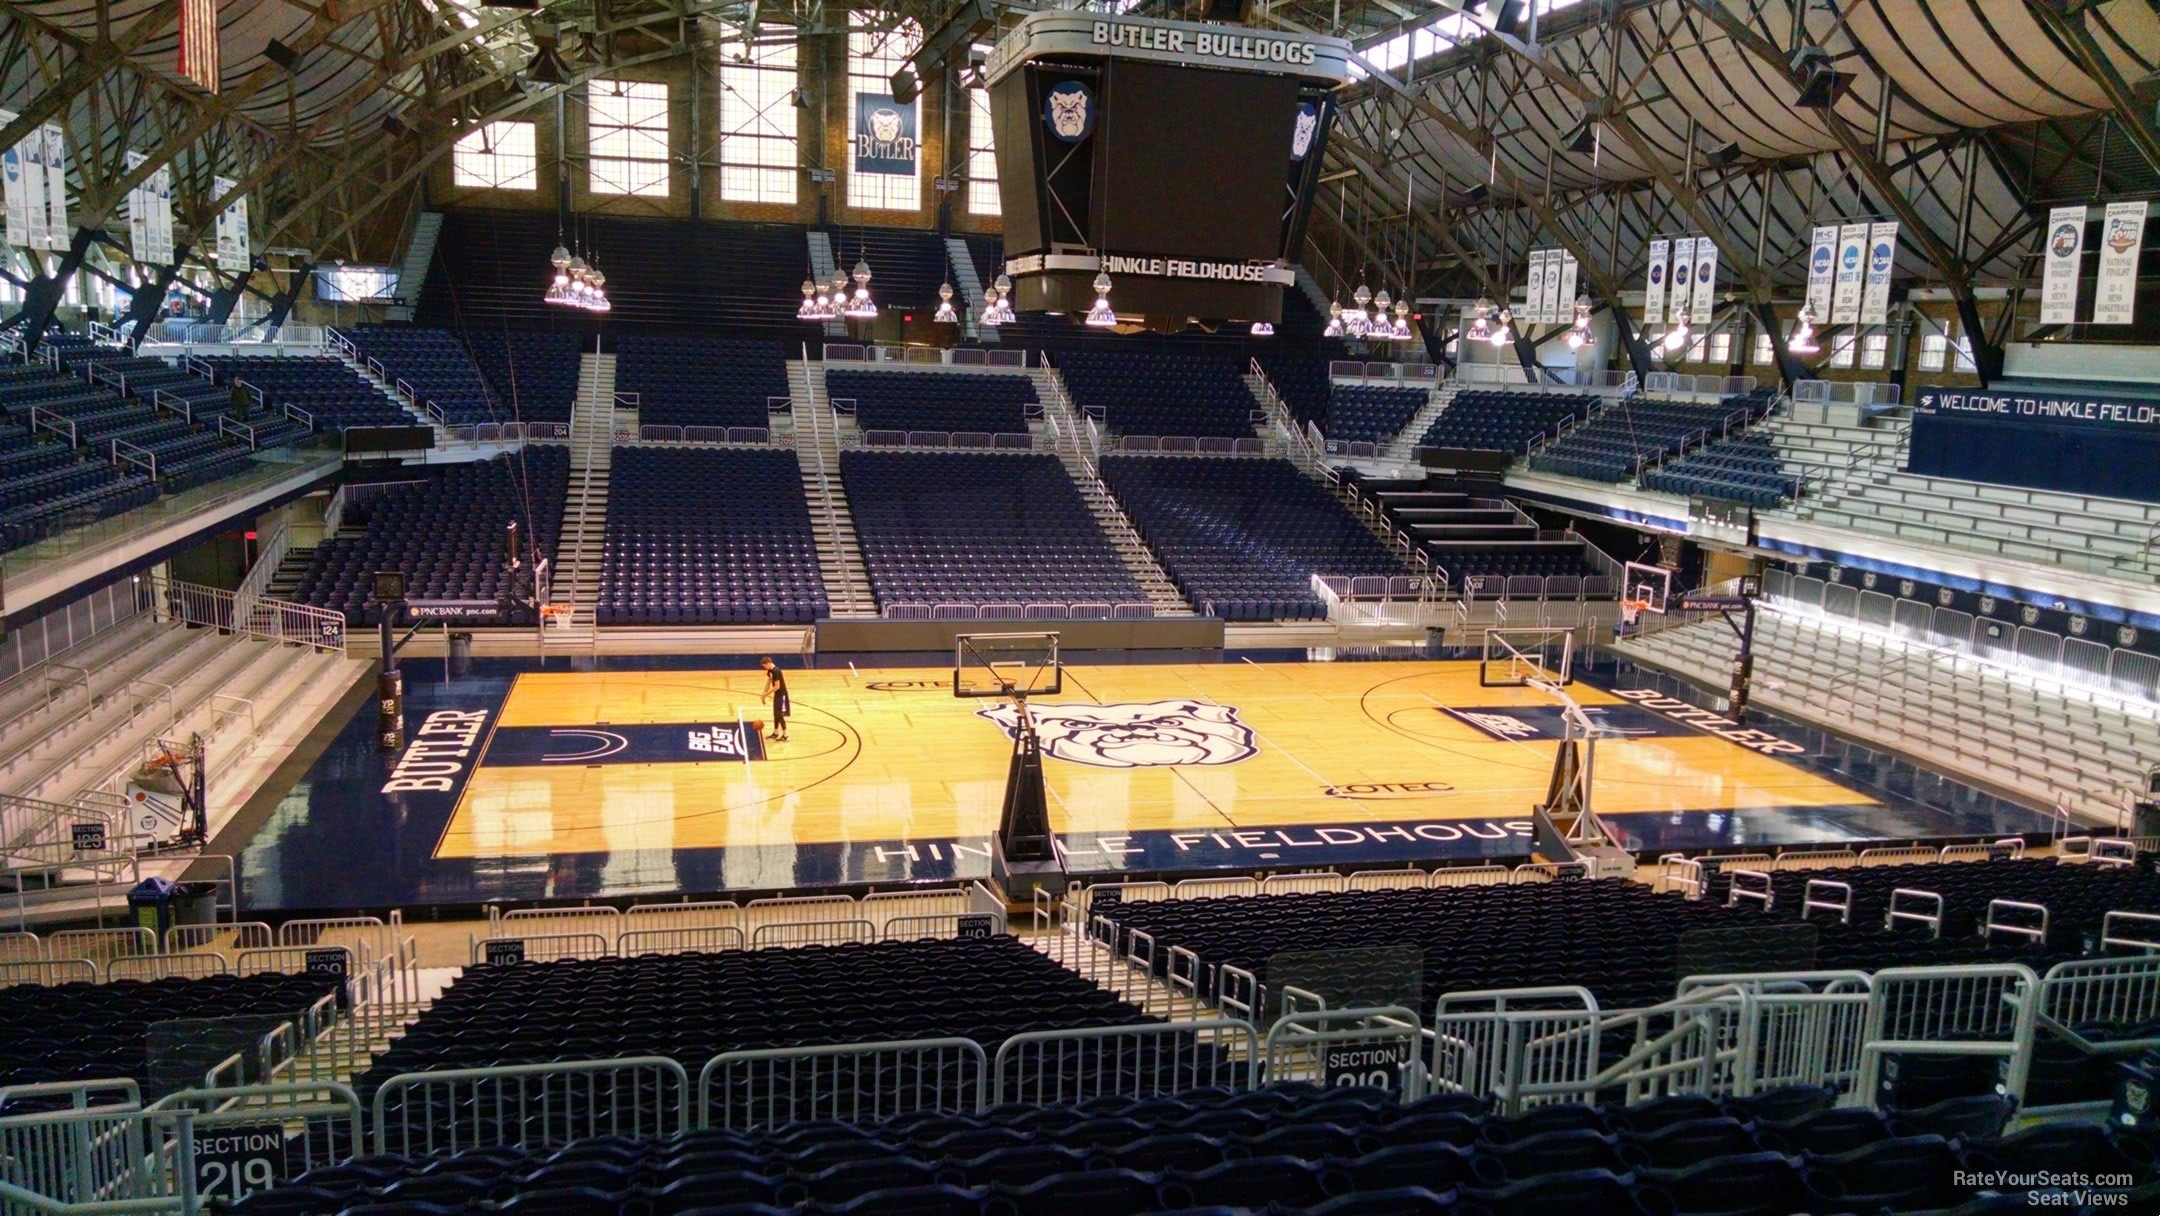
(854, 93, 918, 177)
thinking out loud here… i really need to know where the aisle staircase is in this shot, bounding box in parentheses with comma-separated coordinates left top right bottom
(792, 358, 877, 617)
(547, 351, 615, 646)
(1033, 367, 1190, 616)
(945, 237, 988, 343)
(1382, 383, 1459, 462)
(807, 232, 847, 340)
(385, 212, 443, 322)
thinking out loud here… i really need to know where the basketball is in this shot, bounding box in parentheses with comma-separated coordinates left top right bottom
(750, 721, 765, 733)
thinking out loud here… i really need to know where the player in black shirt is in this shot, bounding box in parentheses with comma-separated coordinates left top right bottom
(759, 657, 790, 741)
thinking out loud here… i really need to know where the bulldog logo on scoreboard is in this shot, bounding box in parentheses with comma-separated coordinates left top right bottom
(1290, 102, 1319, 161)
(1044, 81, 1094, 143)
(977, 700, 1257, 769)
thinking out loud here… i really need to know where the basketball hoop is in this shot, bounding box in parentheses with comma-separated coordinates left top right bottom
(540, 603, 576, 632)
(1620, 599, 1650, 627)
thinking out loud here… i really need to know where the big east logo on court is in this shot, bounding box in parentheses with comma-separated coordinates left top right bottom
(977, 700, 1257, 769)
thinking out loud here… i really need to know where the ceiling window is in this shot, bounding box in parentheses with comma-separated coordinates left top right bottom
(847, 22, 923, 212)
(453, 121, 537, 190)
(717, 30, 798, 204)
(966, 85, 999, 217)
(589, 80, 670, 197)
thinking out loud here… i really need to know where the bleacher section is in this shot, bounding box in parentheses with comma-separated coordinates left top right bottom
(1766, 409, 2160, 581)
(202, 356, 411, 432)
(825, 370, 1037, 436)
(840, 227, 951, 316)
(291, 450, 568, 626)
(1326, 384, 1428, 444)
(598, 446, 827, 625)
(1414, 389, 1591, 455)
(341, 326, 498, 424)
(839, 451, 1142, 610)
(1059, 352, 1258, 438)
(1100, 456, 1403, 620)
(0, 370, 158, 549)
(0, 971, 340, 1105)
(464, 329, 582, 423)
(1617, 592, 2158, 822)
(1639, 434, 1798, 507)
(616, 335, 792, 430)
(1528, 391, 1774, 483)
(422, 210, 814, 334)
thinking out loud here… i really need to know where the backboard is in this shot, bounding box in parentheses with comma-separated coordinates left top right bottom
(1621, 561, 1674, 614)
(954, 632, 1062, 699)
(1479, 627, 1575, 688)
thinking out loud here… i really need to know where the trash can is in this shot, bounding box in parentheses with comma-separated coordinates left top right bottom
(127, 876, 180, 938)
(450, 631, 474, 667)
(171, 882, 218, 930)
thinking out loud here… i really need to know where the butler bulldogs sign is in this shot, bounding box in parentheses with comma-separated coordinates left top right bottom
(854, 94, 917, 176)
(977, 700, 1257, 769)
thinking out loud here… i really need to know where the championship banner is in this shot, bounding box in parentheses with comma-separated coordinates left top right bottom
(19, 121, 46, 250)
(1860, 221, 1897, 325)
(1643, 238, 1669, 325)
(1556, 254, 1579, 322)
(127, 152, 150, 263)
(151, 165, 174, 263)
(1805, 225, 1837, 322)
(2039, 205, 2084, 326)
(41, 126, 67, 248)
(1524, 251, 1546, 325)
(214, 175, 248, 266)
(1690, 239, 1716, 326)
(1540, 248, 1565, 323)
(0, 109, 25, 251)
(2094, 201, 2145, 326)
(1669, 237, 1694, 328)
(1829, 222, 1868, 324)
(853, 93, 918, 177)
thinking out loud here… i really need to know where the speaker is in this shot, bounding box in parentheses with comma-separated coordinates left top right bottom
(890, 66, 918, 105)
(1790, 46, 1854, 109)
(1492, 0, 1525, 35)
(264, 38, 301, 71)
(1187, 0, 1255, 21)
(373, 570, 406, 604)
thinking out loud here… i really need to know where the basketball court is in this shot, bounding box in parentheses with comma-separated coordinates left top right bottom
(231, 638, 2061, 912)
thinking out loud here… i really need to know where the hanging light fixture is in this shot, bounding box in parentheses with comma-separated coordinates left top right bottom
(1323, 297, 1345, 337)
(1565, 295, 1593, 350)
(1390, 298, 1414, 342)
(983, 272, 1015, 326)
(1660, 317, 1691, 355)
(1489, 307, 1515, 347)
(1343, 280, 1372, 339)
(933, 281, 958, 324)
(797, 277, 821, 320)
(1787, 303, 1819, 354)
(1084, 269, 1117, 327)
(1251, 320, 1275, 337)
(1466, 296, 1494, 343)
(545, 243, 572, 306)
(843, 258, 877, 319)
(586, 260, 611, 313)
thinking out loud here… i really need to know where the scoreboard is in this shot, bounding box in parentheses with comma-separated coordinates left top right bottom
(985, 11, 1349, 328)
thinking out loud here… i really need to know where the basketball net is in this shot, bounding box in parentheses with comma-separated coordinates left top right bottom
(1620, 599, 1648, 626)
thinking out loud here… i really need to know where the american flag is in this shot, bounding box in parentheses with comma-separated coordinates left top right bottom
(179, 0, 219, 93)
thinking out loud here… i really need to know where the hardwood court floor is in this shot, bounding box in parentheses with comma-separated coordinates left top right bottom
(433, 660, 1874, 862)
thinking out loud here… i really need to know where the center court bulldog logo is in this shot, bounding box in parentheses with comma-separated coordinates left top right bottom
(977, 700, 1257, 769)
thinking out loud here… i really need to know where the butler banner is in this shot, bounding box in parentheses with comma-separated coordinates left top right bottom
(854, 93, 918, 177)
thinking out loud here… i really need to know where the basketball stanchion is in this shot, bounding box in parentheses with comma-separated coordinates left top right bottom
(953, 632, 1064, 904)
